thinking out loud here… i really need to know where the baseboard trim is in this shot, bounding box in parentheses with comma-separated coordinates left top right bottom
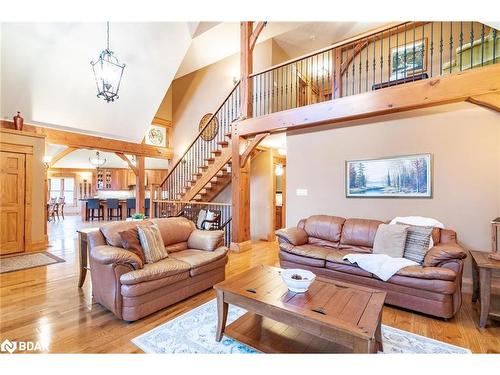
(26, 236, 49, 252)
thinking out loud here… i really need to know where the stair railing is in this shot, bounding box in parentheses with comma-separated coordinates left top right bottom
(160, 82, 241, 202)
(249, 21, 499, 117)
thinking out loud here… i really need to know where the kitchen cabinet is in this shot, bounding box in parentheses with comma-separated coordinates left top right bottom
(112, 169, 128, 190)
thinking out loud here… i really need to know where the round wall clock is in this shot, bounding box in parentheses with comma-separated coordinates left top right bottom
(148, 127, 165, 146)
(199, 113, 219, 141)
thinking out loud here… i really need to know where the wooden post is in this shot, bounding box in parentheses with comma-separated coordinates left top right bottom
(135, 155, 145, 215)
(230, 21, 265, 251)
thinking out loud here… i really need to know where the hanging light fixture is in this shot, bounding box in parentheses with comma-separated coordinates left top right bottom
(89, 151, 107, 168)
(90, 22, 126, 103)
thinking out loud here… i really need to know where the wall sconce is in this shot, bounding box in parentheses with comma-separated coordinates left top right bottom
(278, 148, 286, 156)
(232, 76, 239, 85)
(43, 155, 52, 168)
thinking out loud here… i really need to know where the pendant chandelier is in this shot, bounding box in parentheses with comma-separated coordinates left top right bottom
(91, 22, 126, 103)
(89, 151, 107, 168)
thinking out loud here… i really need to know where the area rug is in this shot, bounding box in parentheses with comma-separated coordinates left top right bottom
(0, 252, 65, 274)
(132, 299, 471, 354)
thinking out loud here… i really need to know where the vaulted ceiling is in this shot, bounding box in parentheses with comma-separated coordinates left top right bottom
(1, 22, 192, 143)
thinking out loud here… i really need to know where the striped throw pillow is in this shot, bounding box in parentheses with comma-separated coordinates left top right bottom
(137, 224, 167, 263)
(399, 223, 433, 264)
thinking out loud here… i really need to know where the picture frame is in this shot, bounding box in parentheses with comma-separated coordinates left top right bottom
(345, 153, 432, 198)
(144, 125, 167, 147)
(391, 38, 428, 79)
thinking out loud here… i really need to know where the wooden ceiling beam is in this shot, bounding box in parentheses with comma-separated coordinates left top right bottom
(467, 92, 500, 112)
(48, 146, 77, 168)
(0, 120, 173, 159)
(115, 152, 139, 175)
(235, 64, 500, 137)
(240, 133, 269, 167)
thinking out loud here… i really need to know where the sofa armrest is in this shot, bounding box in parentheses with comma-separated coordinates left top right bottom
(275, 227, 308, 246)
(90, 245, 143, 270)
(187, 229, 224, 251)
(423, 243, 467, 267)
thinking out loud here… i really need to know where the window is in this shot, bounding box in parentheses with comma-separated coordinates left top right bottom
(48, 177, 75, 206)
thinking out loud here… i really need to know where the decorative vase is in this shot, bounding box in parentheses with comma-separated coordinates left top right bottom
(13, 112, 24, 131)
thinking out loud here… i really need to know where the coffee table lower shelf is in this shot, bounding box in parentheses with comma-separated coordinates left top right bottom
(225, 312, 354, 354)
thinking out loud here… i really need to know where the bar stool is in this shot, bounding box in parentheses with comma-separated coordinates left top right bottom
(145, 198, 151, 218)
(126, 198, 136, 217)
(87, 199, 104, 221)
(107, 199, 122, 220)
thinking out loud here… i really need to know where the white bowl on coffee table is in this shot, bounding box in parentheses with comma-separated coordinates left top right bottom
(281, 268, 316, 293)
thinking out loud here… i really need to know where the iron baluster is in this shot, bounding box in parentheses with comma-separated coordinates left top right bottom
(470, 22, 474, 70)
(459, 22, 463, 71)
(430, 22, 434, 76)
(449, 22, 453, 73)
(439, 22, 443, 75)
(481, 23, 485, 66)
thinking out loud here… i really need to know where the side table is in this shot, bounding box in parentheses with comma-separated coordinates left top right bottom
(76, 228, 99, 287)
(470, 250, 500, 328)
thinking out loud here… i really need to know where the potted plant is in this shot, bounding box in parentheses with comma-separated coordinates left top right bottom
(130, 213, 145, 221)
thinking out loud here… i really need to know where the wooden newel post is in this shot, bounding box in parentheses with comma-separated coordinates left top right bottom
(230, 21, 266, 251)
(135, 155, 145, 215)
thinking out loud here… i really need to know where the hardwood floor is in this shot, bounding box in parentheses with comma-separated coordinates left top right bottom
(0, 215, 498, 353)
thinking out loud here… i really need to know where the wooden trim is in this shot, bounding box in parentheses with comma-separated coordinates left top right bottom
(25, 153, 33, 250)
(25, 237, 49, 252)
(0, 127, 46, 139)
(0, 142, 34, 154)
(249, 22, 267, 51)
(153, 200, 231, 207)
(0, 120, 173, 159)
(467, 92, 500, 112)
(48, 147, 77, 168)
(236, 64, 500, 137)
(135, 155, 145, 214)
(240, 133, 269, 167)
(115, 152, 138, 175)
(151, 117, 172, 127)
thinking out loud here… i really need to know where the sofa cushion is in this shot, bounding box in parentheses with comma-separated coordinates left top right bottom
(119, 258, 191, 285)
(281, 243, 330, 260)
(170, 247, 227, 269)
(372, 224, 409, 258)
(100, 220, 151, 247)
(187, 230, 224, 251)
(340, 218, 382, 249)
(165, 241, 188, 253)
(303, 215, 345, 244)
(150, 217, 196, 246)
(325, 250, 373, 277)
(396, 265, 456, 281)
(279, 248, 326, 268)
(386, 274, 456, 294)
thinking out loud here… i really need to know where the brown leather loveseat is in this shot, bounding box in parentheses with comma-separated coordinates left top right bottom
(276, 215, 467, 319)
(88, 217, 228, 321)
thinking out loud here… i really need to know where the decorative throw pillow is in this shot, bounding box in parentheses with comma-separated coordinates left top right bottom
(372, 224, 409, 258)
(137, 224, 168, 263)
(204, 210, 216, 230)
(119, 228, 146, 266)
(399, 223, 433, 264)
(196, 209, 207, 229)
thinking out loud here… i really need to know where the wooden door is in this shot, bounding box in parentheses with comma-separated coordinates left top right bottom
(0, 151, 25, 255)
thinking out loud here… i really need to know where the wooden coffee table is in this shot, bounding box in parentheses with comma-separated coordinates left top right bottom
(214, 265, 386, 353)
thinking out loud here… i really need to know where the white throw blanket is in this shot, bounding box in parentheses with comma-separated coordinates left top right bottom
(389, 216, 444, 248)
(343, 254, 418, 282)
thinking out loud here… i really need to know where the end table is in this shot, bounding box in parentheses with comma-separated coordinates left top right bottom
(470, 250, 500, 328)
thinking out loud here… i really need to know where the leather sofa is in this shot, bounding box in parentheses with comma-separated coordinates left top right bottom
(88, 217, 228, 321)
(276, 215, 467, 319)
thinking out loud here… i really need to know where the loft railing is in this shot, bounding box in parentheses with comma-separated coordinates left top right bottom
(249, 21, 499, 116)
(160, 83, 241, 201)
(153, 200, 232, 246)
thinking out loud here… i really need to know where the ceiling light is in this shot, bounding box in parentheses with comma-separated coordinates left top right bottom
(89, 151, 106, 168)
(91, 22, 126, 103)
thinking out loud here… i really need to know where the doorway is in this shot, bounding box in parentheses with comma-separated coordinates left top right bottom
(273, 154, 286, 232)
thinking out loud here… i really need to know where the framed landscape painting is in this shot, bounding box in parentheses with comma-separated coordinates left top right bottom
(346, 153, 432, 198)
